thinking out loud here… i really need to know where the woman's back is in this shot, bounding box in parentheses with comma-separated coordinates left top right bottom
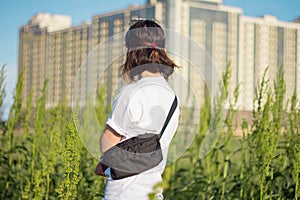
(104, 76, 179, 200)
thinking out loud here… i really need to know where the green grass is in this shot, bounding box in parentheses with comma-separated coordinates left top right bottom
(0, 64, 299, 199)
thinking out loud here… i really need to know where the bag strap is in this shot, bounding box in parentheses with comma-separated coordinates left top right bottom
(159, 96, 178, 140)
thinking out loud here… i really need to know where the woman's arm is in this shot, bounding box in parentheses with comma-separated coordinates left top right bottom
(100, 125, 124, 153)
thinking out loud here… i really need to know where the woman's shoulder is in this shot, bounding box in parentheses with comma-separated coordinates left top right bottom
(114, 76, 175, 104)
(112, 82, 140, 104)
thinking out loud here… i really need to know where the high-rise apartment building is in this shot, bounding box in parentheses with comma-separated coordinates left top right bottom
(239, 15, 300, 110)
(165, 0, 242, 107)
(19, 13, 72, 106)
(46, 22, 91, 107)
(19, 13, 91, 108)
(18, 0, 300, 112)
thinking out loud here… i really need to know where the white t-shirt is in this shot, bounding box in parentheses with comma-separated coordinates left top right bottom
(103, 76, 180, 200)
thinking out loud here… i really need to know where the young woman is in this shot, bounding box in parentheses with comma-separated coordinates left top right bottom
(99, 20, 180, 200)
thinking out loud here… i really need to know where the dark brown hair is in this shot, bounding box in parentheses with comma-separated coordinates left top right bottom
(121, 20, 178, 81)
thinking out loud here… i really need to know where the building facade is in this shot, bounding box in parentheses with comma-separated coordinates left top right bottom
(18, 0, 300, 111)
(19, 13, 92, 108)
(46, 22, 91, 107)
(19, 13, 72, 106)
(239, 15, 300, 110)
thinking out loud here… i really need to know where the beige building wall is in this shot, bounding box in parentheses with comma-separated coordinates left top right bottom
(227, 12, 239, 98)
(283, 28, 297, 100)
(176, 1, 242, 109)
(190, 18, 206, 107)
(19, 1, 300, 113)
(19, 26, 48, 106)
(19, 14, 90, 108)
(65, 23, 91, 107)
(46, 22, 91, 108)
(239, 16, 300, 110)
(239, 21, 255, 111)
(212, 21, 227, 77)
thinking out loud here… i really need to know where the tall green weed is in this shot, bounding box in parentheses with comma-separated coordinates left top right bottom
(0, 63, 299, 199)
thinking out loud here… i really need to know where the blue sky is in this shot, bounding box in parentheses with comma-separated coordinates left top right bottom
(0, 0, 299, 119)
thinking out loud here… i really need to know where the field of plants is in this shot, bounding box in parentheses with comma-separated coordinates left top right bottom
(0, 64, 299, 200)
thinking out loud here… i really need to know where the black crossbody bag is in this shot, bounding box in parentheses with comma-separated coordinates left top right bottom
(100, 96, 178, 180)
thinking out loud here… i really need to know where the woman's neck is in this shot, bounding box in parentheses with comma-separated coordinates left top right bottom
(140, 71, 162, 78)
